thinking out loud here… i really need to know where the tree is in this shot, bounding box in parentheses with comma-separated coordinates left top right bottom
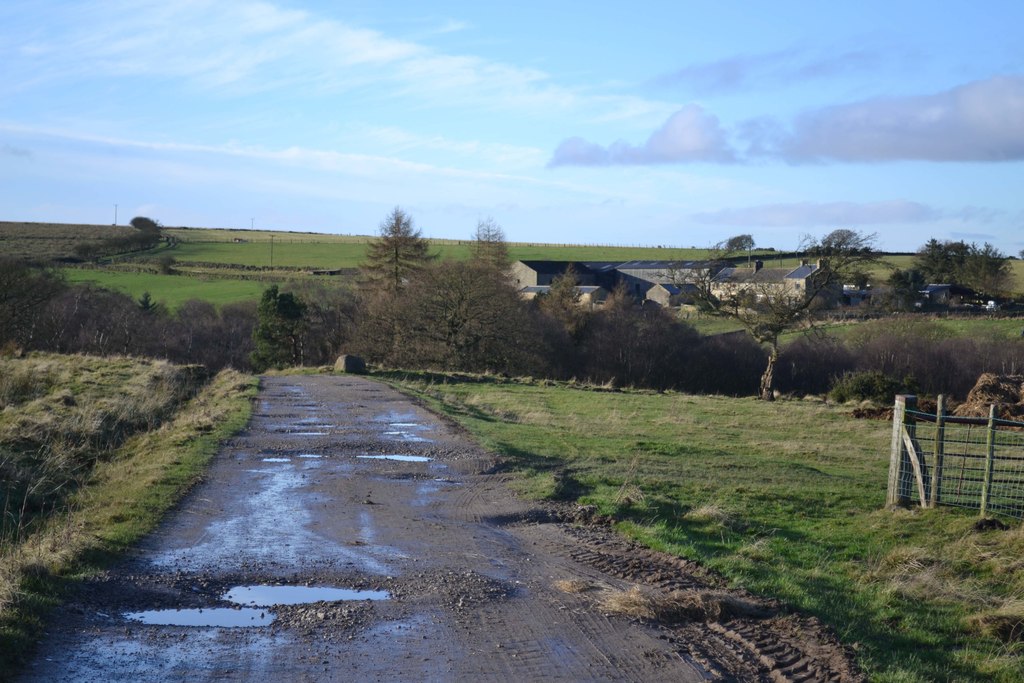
(391, 260, 541, 373)
(886, 268, 926, 310)
(470, 217, 511, 270)
(130, 216, 161, 233)
(912, 239, 1010, 296)
(690, 229, 880, 400)
(537, 266, 588, 342)
(361, 207, 433, 292)
(725, 234, 756, 264)
(0, 258, 65, 348)
(250, 285, 307, 371)
(960, 243, 1011, 297)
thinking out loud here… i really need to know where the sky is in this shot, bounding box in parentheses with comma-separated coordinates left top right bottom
(1, 0, 1022, 254)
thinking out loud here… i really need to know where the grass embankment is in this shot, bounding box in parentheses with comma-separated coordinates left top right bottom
(382, 373, 1024, 682)
(0, 354, 257, 675)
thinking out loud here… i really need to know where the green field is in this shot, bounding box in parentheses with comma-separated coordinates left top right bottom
(62, 269, 270, 309)
(383, 373, 1024, 682)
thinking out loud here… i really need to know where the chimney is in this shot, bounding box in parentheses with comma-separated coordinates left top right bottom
(754, 260, 763, 272)
(800, 259, 808, 267)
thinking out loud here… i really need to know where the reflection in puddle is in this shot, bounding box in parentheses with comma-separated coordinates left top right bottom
(224, 585, 390, 606)
(357, 455, 432, 463)
(261, 457, 291, 463)
(124, 608, 274, 627)
(290, 431, 326, 436)
(297, 454, 321, 459)
(388, 423, 421, 428)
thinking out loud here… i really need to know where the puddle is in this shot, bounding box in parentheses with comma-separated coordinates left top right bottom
(124, 608, 275, 627)
(289, 431, 327, 436)
(261, 457, 291, 463)
(357, 455, 432, 463)
(388, 422, 420, 428)
(297, 454, 321, 459)
(224, 585, 390, 606)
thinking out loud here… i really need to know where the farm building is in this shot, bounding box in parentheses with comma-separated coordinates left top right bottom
(511, 260, 719, 304)
(519, 284, 609, 307)
(711, 260, 832, 304)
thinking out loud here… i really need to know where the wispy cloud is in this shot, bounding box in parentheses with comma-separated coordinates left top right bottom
(659, 47, 883, 94)
(549, 105, 735, 166)
(691, 200, 943, 227)
(1, 0, 664, 121)
(760, 75, 1024, 162)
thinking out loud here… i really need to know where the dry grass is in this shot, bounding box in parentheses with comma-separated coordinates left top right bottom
(1, 366, 256, 674)
(599, 585, 764, 623)
(966, 599, 1024, 643)
(685, 502, 734, 527)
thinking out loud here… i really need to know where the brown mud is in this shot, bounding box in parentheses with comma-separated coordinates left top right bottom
(20, 375, 862, 682)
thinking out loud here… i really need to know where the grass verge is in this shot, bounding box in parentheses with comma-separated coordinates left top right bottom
(0, 364, 256, 677)
(380, 370, 1024, 682)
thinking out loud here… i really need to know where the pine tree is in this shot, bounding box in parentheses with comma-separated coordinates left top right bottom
(361, 207, 433, 292)
(250, 285, 307, 371)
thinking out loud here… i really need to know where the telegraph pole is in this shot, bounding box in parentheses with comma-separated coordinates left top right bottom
(113, 204, 118, 225)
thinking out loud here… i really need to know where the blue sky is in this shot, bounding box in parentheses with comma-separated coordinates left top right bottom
(2, 0, 1022, 253)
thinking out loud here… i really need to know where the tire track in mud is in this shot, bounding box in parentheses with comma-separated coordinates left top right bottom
(19, 375, 859, 682)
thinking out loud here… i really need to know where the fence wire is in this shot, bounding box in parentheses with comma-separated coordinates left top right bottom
(900, 410, 1024, 518)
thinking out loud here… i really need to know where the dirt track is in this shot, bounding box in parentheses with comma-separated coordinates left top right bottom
(20, 375, 862, 681)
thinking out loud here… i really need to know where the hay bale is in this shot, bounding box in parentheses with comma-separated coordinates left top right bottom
(334, 354, 366, 374)
(954, 374, 1024, 420)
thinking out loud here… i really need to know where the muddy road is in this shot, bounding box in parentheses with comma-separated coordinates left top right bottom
(21, 375, 861, 682)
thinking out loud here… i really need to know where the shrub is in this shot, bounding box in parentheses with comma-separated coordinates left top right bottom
(829, 370, 917, 404)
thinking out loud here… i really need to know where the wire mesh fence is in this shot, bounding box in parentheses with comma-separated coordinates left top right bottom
(888, 395, 1024, 518)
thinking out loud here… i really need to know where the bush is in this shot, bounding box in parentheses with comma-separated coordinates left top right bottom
(829, 370, 917, 404)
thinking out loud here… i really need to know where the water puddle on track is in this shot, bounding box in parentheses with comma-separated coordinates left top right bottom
(224, 585, 390, 606)
(357, 455, 432, 463)
(124, 608, 275, 628)
(261, 457, 292, 463)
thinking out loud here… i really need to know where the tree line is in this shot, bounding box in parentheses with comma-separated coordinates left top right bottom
(3, 209, 1022, 401)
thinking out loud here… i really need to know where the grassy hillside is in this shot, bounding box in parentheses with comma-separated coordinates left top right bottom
(0, 222, 137, 261)
(0, 353, 256, 675)
(384, 372, 1024, 682)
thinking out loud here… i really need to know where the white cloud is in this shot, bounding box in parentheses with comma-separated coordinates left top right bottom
(549, 105, 735, 166)
(764, 75, 1024, 162)
(691, 200, 942, 227)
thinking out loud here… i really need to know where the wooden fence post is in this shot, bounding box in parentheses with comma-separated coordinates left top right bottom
(887, 395, 915, 506)
(980, 404, 997, 517)
(929, 394, 946, 508)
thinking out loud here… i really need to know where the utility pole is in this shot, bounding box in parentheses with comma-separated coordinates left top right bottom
(270, 234, 274, 269)
(251, 217, 254, 230)
(113, 204, 118, 226)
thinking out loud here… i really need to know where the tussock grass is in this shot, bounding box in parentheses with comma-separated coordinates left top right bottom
(599, 585, 763, 623)
(967, 599, 1024, 643)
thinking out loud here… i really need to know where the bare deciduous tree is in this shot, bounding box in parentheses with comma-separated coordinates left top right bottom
(689, 229, 880, 400)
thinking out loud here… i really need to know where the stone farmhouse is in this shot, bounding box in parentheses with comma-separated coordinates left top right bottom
(510, 260, 716, 306)
(711, 260, 829, 304)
